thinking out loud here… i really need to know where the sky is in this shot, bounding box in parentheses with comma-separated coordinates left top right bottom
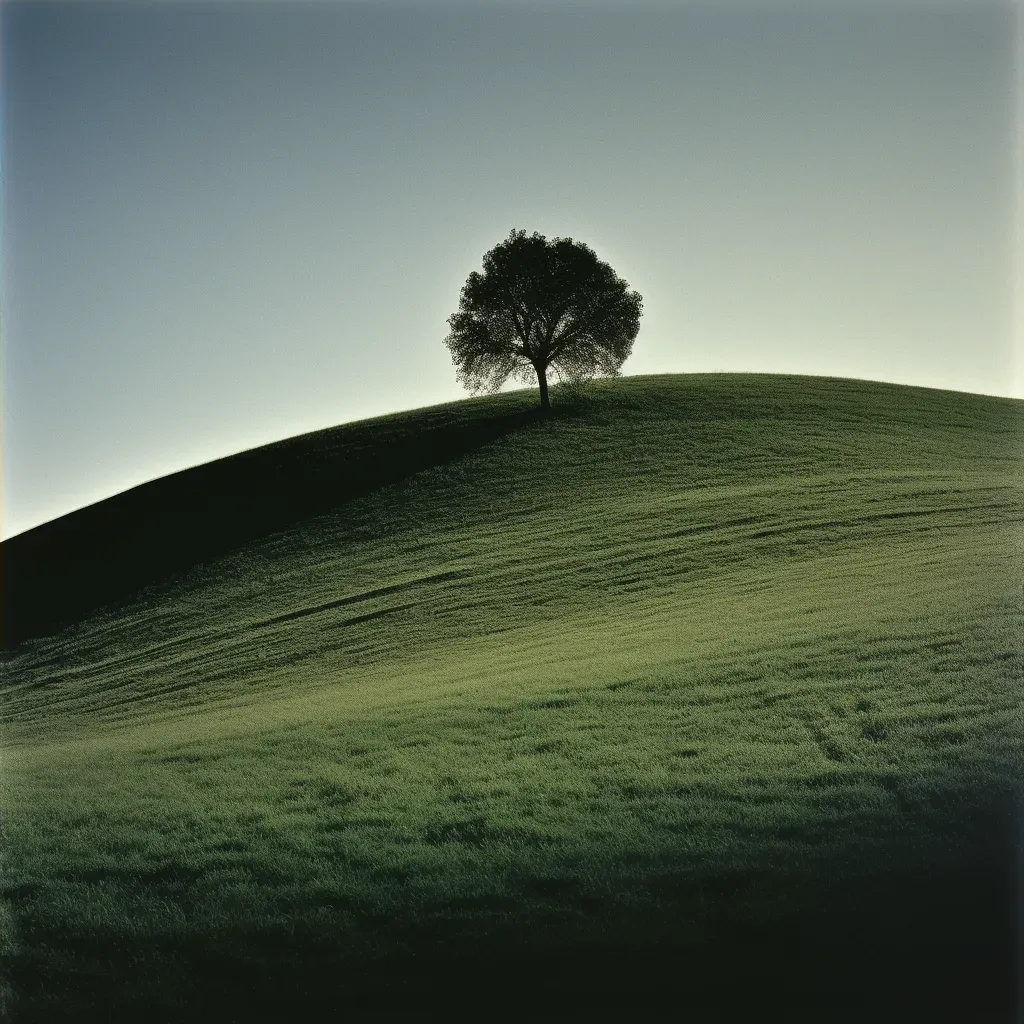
(2, 0, 1020, 540)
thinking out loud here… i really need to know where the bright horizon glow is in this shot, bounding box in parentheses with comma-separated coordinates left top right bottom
(3, 1, 1019, 540)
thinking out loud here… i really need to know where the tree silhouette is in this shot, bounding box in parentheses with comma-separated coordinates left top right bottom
(444, 229, 643, 413)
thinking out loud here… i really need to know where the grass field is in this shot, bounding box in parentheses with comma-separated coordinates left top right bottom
(2, 373, 1022, 1020)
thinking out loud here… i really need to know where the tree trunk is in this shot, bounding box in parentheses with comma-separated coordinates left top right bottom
(535, 363, 550, 414)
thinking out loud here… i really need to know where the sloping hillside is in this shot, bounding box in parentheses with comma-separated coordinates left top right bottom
(2, 374, 1022, 1020)
(0, 396, 543, 648)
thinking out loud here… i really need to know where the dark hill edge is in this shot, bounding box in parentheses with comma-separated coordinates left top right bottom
(0, 397, 545, 651)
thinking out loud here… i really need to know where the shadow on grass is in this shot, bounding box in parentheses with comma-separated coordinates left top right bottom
(1, 403, 546, 650)
(8, 809, 1021, 1023)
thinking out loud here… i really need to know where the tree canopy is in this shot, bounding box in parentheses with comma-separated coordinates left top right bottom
(444, 229, 643, 412)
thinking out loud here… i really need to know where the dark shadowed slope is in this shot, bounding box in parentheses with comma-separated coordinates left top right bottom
(1, 396, 544, 649)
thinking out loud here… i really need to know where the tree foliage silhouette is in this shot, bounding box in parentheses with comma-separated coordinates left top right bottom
(444, 229, 643, 413)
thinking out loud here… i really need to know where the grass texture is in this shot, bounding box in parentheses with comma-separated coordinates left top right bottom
(1, 373, 1022, 1020)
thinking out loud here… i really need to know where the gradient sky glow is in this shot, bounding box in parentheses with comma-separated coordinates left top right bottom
(2, 0, 1020, 539)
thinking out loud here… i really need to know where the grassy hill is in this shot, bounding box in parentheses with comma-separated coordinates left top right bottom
(2, 373, 1022, 1020)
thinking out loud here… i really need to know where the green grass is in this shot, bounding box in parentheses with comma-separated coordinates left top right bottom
(2, 373, 1022, 1020)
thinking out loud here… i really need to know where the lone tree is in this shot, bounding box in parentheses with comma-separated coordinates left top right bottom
(444, 229, 643, 413)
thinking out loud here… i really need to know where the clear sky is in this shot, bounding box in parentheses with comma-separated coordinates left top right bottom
(2, 0, 1020, 539)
